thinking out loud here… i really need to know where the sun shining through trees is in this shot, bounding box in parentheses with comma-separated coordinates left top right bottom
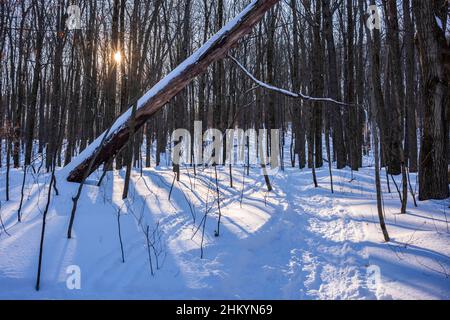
(114, 51, 122, 64)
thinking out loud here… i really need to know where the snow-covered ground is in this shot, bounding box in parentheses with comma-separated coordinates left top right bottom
(0, 155, 449, 299)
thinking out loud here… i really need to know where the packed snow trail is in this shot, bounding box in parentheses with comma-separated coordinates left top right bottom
(0, 164, 449, 299)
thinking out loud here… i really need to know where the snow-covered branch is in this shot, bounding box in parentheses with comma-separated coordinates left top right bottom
(228, 55, 350, 107)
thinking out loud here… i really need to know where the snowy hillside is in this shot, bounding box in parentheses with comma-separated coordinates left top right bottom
(0, 156, 448, 299)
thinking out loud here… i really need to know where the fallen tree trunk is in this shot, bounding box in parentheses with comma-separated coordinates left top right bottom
(63, 0, 279, 182)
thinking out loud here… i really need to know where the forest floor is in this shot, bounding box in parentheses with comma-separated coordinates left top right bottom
(0, 156, 449, 299)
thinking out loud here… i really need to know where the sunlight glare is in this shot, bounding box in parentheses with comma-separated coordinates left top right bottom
(114, 51, 122, 64)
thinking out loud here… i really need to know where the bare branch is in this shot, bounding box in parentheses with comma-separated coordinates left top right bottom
(228, 55, 351, 107)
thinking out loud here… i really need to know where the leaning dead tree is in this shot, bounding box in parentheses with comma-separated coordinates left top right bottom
(63, 0, 280, 183)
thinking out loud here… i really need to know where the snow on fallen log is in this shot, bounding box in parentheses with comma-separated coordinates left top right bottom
(62, 0, 280, 183)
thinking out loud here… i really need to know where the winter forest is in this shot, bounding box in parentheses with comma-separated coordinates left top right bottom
(0, 0, 449, 300)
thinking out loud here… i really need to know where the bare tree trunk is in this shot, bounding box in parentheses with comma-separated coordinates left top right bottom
(414, 0, 449, 200)
(312, 1, 323, 169)
(403, 0, 418, 173)
(345, 0, 357, 171)
(373, 124, 390, 242)
(384, 0, 408, 212)
(322, 0, 346, 169)
(122, 103, 137, 199)
(367, 10, 390, 241)
(5, 138, 10, 201)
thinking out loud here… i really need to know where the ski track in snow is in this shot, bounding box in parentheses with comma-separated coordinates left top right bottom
(0, 161, 449, 299)
(275, 174, 378, 300)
